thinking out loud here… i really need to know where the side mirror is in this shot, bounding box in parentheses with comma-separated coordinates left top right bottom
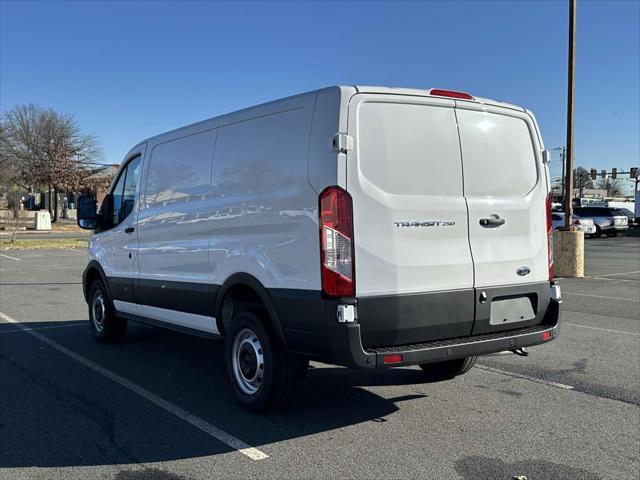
(542, 149, 551, 164)
(77, 195, 97, 229)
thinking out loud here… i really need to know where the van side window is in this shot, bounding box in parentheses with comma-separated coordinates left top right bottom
(120, 157, 141, 223)
(144, 131, 215, 208)
(111, 170, 127, 225)
(111, 156, 141, 226)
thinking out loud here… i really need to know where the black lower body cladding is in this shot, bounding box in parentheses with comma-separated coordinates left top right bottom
(357, 282, 552, 349)
(83, 268, 559, 369)
(357, 289, 476, 349)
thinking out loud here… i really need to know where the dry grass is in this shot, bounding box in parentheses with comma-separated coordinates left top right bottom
(0, 238, 88, 250)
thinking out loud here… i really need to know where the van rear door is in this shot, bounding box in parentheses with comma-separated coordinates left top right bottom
(346, 94, 475, 348)
(455, 103, 550, 335)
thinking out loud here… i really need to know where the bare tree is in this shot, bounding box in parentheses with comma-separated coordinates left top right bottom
(573, 167, 593, 190)
(596, 177, 625, 197)
(0, 104, 103, 221)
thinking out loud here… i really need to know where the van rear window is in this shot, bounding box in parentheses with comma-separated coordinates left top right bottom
(356, 102, 463, 196)
(457, 110, 538, 197)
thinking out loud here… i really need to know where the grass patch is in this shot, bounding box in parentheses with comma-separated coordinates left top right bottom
(0, 238, 88, 250)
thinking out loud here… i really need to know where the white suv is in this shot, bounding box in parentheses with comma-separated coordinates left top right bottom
(77, 86, 561, 411)
(574, 206, 629, 237)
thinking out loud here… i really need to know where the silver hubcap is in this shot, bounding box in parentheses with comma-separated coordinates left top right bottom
(231, 328, 264, 395)
(91, 292, 106, 333)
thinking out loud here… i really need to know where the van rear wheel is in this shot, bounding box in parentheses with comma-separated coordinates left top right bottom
(419, 356, 477, 381)
(225, 310, 299, 412)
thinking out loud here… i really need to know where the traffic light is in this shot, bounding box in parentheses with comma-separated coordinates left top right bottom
(601, 169, 607, 178)
(590, 168, 597, 180)
(631, 167, 639, 179)
(611, 168, 617, 179)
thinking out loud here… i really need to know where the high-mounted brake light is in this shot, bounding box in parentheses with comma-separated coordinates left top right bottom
(429, 88, 475, 100)
(319, 186, 355, 297)
(546, 196, 554, 280)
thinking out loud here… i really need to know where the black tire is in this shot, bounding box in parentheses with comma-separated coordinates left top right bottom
(419, 356, 477, 381)
(88, 280, 127, 343)
(606, 230, 617, 237)
(594, 225, 603, 238)
(225, 310, 299, 412)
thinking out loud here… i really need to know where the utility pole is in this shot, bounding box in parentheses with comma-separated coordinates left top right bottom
(563, 0, 577, 227)
(560, 146, 566, 204)
(555, 0, 584, 279)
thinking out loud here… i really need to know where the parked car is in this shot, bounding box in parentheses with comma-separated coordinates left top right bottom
(573, 206, 629, 237)
(76, 86, 561, 411)
(615, 207, 637, 227)
(551, 212, 596, 235)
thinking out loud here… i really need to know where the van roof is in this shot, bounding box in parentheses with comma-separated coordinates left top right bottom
(136, 85, 526, 150)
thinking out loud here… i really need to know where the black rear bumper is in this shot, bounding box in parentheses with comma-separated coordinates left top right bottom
(325, 298, 560, 369)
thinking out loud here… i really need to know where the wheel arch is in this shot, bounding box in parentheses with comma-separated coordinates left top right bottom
(82, 261, 111, 303)
(215, 273, 287, 348)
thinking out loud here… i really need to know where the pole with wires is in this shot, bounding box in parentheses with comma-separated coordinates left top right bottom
(554, 0, 584, 278)
(560, 146, 566, 204)
(563, 0, 576, 227)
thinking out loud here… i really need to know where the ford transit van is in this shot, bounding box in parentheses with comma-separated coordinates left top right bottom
(78, 86, 561, 411)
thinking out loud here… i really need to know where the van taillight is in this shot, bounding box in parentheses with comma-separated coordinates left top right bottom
(319, 186, 355, 297)
(546, 196, 554, 280)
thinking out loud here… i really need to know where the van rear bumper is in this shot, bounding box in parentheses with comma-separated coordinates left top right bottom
(325, 298, 560, 369)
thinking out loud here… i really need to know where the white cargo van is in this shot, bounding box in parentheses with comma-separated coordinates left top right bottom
(78, 86, 561, 411)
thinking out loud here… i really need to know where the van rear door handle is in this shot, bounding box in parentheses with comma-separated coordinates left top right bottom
(124, 226, 135, 233)
(479, 217, 505, 227)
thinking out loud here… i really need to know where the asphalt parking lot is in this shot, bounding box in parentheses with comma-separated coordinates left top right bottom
(1, 237, 638, 480)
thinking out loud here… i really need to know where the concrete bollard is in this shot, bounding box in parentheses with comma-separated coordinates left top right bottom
(553, 230, 584, 278)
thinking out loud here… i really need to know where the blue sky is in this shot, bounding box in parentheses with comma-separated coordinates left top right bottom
(1, 0, 638, 191)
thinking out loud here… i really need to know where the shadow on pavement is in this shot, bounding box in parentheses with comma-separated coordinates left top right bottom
(0, 320, 427, 468)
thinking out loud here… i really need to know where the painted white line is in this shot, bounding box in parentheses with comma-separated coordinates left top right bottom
(563, 322, 640, 337)
(0, 266, 81, 271)
(0, 310, 268, 461)
(591, 277, 640, 284)
(0, 322, 86, 334)
(591, 270, 640, 278)
(475, 365, 575, 390)
(563, 291, 640, 302)
(0, 253, 21, 261)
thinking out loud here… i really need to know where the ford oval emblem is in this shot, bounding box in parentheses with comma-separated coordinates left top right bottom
(517, 266, 531, 276)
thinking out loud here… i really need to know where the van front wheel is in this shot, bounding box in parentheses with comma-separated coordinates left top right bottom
(88, 280, 127, 343)
(419, 356, 477, 381)
(225, 311, 299, 412)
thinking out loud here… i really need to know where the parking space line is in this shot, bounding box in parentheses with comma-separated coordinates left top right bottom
(0, 310, 269, 461)
(563, 291, 640, 302)
(591, 277, 640, 283)
(475, 365, 575, 390)
(0, 253, 21, 261)
(563, 322, 640, 337)
(0, 322, 87, 334)
(591, 270, 640, 278)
